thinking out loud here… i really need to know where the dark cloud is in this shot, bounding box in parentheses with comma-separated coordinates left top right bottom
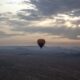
(12, 26, 80, 39)
(63, 0, 80, 9)
(0, 12, 13, 22)
(17, 9, 42, 21)
(30, 0, 65, 16)
(0, 16, 8, 21)
(29, 0, 80, 16)
(19, 0, 64, 20)
(8, 19, 27, 27)
(19, 0, 80, 20)
(0, 13, 8, 21)
(71, 9, 80, 16)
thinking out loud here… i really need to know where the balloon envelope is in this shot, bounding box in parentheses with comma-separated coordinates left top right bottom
(37, 39, 45, 48)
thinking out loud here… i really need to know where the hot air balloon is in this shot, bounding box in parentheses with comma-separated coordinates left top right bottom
(37, 39, 45, 48)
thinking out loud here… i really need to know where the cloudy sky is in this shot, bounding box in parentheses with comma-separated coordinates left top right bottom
(0, 0, 80, 46)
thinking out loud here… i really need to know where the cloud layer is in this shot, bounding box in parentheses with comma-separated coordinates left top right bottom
(0, 0, 80, 41)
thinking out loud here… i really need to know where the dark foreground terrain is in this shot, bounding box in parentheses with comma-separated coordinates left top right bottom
(0, 46, 80, 80)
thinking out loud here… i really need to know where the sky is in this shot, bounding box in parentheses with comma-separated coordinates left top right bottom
(0, 0, 80, 46)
